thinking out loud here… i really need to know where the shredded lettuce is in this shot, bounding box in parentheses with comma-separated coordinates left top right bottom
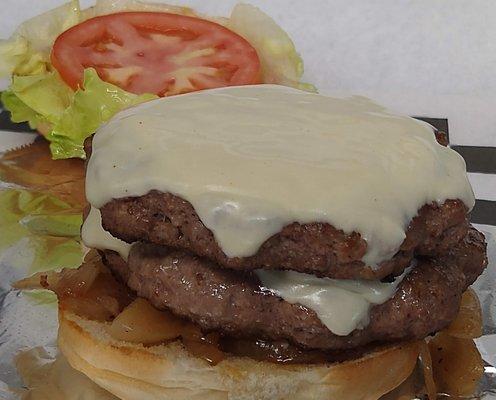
(228, 4, 316, 92)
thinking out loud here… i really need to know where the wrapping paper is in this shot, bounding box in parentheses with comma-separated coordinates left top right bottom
(0, 1, 495, 399)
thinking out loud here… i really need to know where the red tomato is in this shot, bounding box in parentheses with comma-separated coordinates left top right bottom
(51, 12, 261, 96)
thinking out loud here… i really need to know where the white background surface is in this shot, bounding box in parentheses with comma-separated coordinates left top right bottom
(2, 0, 496, 147)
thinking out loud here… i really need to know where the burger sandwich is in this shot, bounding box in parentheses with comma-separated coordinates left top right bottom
(16, 84, 487, 400)
(4, 2, 488, 400)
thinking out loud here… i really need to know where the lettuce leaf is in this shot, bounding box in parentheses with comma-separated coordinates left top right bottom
(228, 4, 316, 92)
(21, 213, 82, 237)
(0, 189, 83, 273)
(0, 36, 32, 77)
(10, 72, 74, 124)
(1, 72, 73, 136)
(0, 90, 45, 129)
(81, 0, 195, 20)
(15, 1, 80, 54)
(0, 0, 80, 78)
(2, 68, 157, 159)
(48, 69, 157, 159)
(0, 189, 83, 305)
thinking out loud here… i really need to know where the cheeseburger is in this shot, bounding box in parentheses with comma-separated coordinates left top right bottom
(21, 85, 488, 399)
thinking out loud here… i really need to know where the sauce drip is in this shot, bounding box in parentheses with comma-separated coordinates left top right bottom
(82, 207, 131, 259)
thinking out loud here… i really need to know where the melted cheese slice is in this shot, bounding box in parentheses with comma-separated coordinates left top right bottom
(85, 85, 474, 266)
(256, 269, 407, 335)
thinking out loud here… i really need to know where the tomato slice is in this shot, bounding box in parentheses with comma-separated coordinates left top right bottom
(51, 12, 261, 96)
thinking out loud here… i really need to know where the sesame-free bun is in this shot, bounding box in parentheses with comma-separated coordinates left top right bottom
(58, 308, 421, 400)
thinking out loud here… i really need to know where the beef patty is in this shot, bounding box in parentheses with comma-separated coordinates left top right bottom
(99, 192, 468, 280)
(102, 227, 486, 351)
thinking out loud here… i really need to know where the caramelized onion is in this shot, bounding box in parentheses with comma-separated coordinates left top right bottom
(15, 250, 133, 321)
(379, 367, 420, 400)
(385, 288, 484, 400)
(58, 266, 134, 321)
(446, 289, 483, 339)
(61, 296, 120, 322)
(182, 333, 225, 365)
(419, 342, 437, 400)
(221, 338, 339, 364)
(107, 297, 224, 363)
(13, 251, 102, 297)
(108, 298, 183, 345)
(428, 332, 484, 397)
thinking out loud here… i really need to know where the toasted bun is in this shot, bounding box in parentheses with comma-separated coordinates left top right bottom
(58, 307, 421, 400)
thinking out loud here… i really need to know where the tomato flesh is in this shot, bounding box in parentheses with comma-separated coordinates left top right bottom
(51, 12, 261, 96)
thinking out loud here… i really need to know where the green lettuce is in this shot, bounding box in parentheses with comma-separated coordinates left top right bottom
(0, 90, 46, 129)
(0, 189, 83, 305)
(0, 0, 80, 78)
(0, 189, 83, 273)
(10, 72, 73, 124)
(48, 69, 157, 158)
(2, 69, 157, 159)
(81, 0, 194, 19)
(0, 36, 32, 77)
(228, 4, 316, 92)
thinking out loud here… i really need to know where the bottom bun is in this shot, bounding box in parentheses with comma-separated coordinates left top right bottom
(58, 308, 421, 400)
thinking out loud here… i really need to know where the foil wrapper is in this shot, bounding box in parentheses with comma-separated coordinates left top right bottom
(472, 230, 496, 399)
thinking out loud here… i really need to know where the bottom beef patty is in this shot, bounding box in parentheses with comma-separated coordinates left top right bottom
(102, 227, 486, 351)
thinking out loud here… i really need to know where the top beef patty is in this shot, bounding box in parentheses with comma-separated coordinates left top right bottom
(99, 191, 469, 280)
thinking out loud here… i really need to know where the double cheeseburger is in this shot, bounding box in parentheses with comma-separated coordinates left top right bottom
(22, 85, 488, 399)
